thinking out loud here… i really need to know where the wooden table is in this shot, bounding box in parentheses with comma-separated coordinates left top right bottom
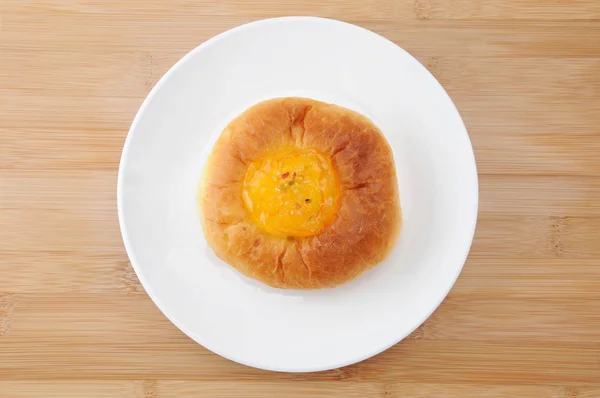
(1, 1, 599, 396)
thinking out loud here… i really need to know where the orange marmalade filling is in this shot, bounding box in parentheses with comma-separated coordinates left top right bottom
(242, 148, 340, 237)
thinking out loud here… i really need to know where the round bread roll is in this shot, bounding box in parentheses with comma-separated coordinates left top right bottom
(198, 97, 401, 289)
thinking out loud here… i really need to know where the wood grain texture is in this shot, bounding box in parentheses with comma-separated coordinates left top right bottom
(1, 0, 599, 396)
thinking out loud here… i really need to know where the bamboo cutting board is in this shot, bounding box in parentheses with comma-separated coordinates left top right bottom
(1, 1, 599, 397)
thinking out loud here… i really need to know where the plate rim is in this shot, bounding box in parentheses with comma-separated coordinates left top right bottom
(117, 16, 479, 372)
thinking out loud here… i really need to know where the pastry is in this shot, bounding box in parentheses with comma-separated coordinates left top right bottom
(198, 97, 401, 289)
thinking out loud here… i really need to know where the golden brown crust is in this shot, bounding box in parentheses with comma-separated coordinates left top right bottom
(199, 97, 401, 289)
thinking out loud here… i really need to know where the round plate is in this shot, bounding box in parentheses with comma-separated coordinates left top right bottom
(118, 17, 478, 372)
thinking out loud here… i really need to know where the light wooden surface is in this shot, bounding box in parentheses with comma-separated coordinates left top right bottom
(1, 1, 600, 396)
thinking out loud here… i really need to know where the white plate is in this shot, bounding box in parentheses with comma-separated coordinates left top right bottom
(118, 17, 478, 372)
